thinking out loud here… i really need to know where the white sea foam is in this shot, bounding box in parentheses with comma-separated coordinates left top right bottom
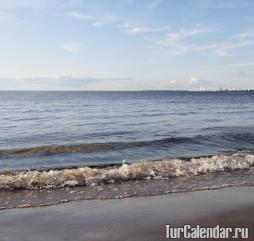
(0, 152, 253, 190)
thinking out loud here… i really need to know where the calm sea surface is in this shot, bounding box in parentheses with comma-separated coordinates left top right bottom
(0, 91, 254, 171)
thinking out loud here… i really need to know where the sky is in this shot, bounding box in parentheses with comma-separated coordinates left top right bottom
(0, 0, 254, 90)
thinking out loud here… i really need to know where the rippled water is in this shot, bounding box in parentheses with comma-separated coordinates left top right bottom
(0, 90, 254, 171)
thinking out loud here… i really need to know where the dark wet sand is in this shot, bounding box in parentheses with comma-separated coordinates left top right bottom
(0, 186, 253, 241)
(190, 207, 254, 241)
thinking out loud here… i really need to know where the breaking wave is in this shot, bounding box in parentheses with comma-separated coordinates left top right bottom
(0, 152, 254, 191)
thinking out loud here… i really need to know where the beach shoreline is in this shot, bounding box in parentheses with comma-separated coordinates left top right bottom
(0, 186, 253, 241)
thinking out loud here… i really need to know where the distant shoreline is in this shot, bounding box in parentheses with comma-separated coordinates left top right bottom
(0, 89, 253, 92)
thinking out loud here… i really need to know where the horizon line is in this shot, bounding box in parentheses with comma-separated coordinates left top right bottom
(0, 89, 253, 92)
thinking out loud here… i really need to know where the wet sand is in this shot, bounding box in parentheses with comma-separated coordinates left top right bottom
(0, 186, 253, 241)
(190, 207, 254, 241)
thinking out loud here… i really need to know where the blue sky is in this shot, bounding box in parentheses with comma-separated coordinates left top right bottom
(0, 0, 254, 90)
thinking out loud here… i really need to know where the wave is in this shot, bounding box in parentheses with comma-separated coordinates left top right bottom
(0, 137, 192, 158)
(0, 152, 253, 191)
(2, 132, 254, 159)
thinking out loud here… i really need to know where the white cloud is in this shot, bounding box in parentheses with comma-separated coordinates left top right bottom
(150, 27, 218, 55)
(122, 24, 168, 34)
(0, 74, 111, 91)
(0, 0, 45, 10)
(67, 11, 168, 35)
(192, 0, 254, 9)
(226, 62, 254, 68)
(188, 76, 200, 85)
(236, 30, 254, 40)
(165, 28, 210, 43)
(103, 14, 121, 23)
(91, 21, 106, 27)
(213, 40, 254, 56)
(148, 27, 254, 56)
(68, 11, 95, 20)
(187, 76, 216, 90)
(62, 43, 84, 53)
(68, 12, 121, 24)
(0, 73, 189, 91)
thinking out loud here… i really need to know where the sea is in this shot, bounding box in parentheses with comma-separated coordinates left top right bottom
(0, 90, 254, 208)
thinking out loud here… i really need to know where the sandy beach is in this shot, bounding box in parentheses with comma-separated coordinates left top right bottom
(0, 186, 253, 241)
